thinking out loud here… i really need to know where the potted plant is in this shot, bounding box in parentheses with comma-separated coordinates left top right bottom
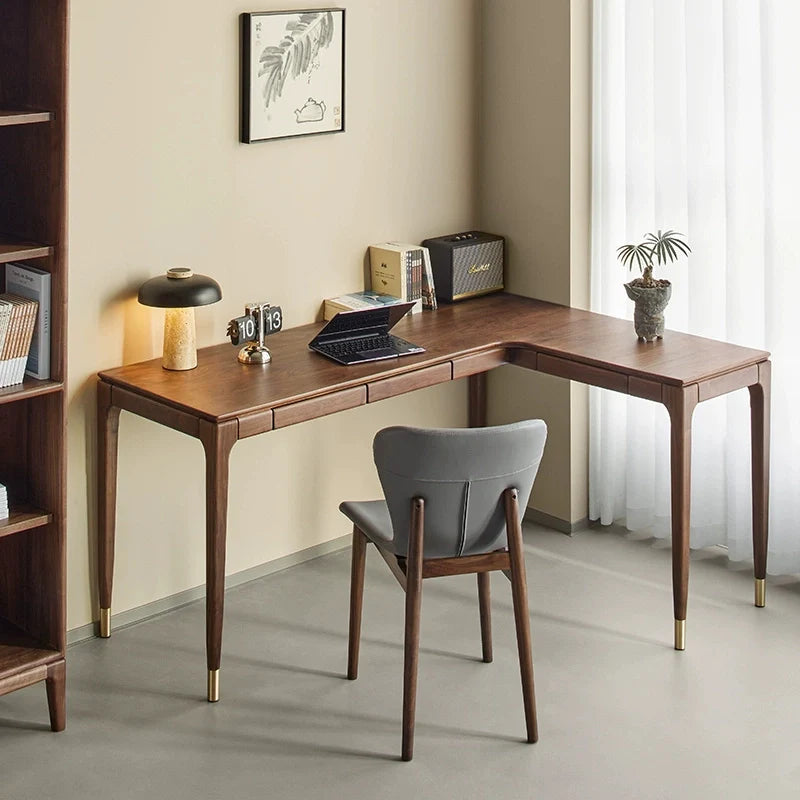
(617, 229, 691, 342)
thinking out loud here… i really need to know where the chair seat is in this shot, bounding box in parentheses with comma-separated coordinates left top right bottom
(339, 500, 395, 551)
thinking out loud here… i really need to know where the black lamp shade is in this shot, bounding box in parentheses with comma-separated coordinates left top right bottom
(138, 268, 222, 308)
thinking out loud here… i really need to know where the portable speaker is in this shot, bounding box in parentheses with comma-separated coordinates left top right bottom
(422, 231, 504, 302)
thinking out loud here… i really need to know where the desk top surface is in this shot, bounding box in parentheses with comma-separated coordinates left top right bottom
(99, 294, 769, 421)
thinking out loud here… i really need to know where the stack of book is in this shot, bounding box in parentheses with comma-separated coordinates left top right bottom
(4, 262, 50, 381)
(322, 242, 438, 320)
(0, 482, 8, 521)
(368, 242, 437, 312)
(0, 293, 39, 388)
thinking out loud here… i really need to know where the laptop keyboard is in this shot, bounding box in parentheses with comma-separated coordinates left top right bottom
(318, 335, 394, 357)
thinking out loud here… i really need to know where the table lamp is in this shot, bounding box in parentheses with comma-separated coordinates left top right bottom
(137, 268, 222, 370)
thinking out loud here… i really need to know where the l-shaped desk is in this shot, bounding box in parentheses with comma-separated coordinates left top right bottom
(97, 293, 770, 701)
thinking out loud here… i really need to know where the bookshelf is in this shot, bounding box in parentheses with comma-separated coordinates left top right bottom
(0, 0, 68, 730)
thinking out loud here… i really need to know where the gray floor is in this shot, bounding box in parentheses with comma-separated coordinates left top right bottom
(2, 523, 800, 800)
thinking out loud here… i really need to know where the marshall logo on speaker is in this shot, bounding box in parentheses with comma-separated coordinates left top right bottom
(422, 231, 504, 302)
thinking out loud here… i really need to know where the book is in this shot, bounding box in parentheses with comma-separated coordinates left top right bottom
(420, 246, 438, 310)
(368, 242, 425, 312)
(323, 290, 412, 321)
(0, 294, 38, 388)
(0, 299, 12, 369)
(3, 296, 27, 386)
(0, 481, 7, 521)
(0, 295, 25, 387)
(5, 262, 50, 379)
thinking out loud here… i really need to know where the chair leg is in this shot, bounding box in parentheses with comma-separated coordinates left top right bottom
(477, 572, 493, 663)
(402, 498, 425, 761)
(347, 526, 368, 680)
(505, 488, 538, 744)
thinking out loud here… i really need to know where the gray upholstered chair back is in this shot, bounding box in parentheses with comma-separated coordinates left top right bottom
(373, 420, 547, 559)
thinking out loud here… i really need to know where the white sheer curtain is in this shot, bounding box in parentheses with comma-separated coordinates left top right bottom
(590, 0, 800, 574)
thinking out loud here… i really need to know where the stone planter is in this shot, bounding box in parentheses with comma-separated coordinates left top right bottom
(624, 280, 672, 342)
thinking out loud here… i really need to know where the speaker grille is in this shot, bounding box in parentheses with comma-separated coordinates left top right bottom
(451, 239, 504, 299)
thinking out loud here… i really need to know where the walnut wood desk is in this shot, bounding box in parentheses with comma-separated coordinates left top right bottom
(96, 293, 770, 701)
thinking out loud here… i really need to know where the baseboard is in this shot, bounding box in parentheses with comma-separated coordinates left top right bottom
(67, 533, 351, 646)
(524, 507, 589, 535)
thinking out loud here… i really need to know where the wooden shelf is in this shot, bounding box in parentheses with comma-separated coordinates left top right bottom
(0, 109, 52, 127)
(0, 378, 63, 406)
(0, 617, 59, 678)
(0, 0, 68, 728)
(0, 507, 53, 541)
(0, 235, 53, 264)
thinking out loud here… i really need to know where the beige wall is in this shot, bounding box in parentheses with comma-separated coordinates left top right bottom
(478, 0, 591, 524)
(66, 0, 478, 630)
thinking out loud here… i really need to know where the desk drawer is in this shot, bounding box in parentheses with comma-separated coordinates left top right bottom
(238, 408, 274, 438)
(367, 363, 452, 403)
(273, 386, 367, 428)
(537, 353, 628, 394)
(452, 348, 508, 380)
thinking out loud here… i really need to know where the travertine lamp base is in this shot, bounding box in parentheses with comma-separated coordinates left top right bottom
(162, 306, 197, 370)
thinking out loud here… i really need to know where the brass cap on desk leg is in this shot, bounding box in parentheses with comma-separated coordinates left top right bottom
(99, 608, 111, 638)
(755, 578, 766, 608)
(674, 619, 686, 651)
(208, 669, 220, 702)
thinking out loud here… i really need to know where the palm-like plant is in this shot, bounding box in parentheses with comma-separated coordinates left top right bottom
(617, 229, 691, 288)
(259, 12, 335, 109)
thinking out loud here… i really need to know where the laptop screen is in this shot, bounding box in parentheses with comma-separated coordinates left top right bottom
(310, 302, 415, 344)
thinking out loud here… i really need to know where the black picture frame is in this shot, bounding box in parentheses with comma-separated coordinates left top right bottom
(241, 9, 346, 144)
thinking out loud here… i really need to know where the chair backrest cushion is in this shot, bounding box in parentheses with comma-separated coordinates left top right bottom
(373, 420, 547, 558)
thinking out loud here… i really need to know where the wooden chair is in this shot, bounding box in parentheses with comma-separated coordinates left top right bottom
(340, 420, 547, 761)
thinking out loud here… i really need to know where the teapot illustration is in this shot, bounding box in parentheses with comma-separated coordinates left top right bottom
(295, 98, 326, 123)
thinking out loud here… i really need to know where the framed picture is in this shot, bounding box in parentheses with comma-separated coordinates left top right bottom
(241, 9, 345, 144)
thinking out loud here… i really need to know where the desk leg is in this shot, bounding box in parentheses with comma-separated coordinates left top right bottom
(664, 386, 697, 651)
(468, 372, 487, 428)
(199, 419, 238, 702)
(749, 361, 771, 607)
(97, 382, 121, 638)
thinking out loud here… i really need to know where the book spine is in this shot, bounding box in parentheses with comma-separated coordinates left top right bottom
(0, 302, 11, 368)
(16, 300, 38, 384)
(0, 298, 22, 387)
(421, 247, 437, 310)
(7, 299, 25, 386)
(2, 297, 36, 386)
(27, 274, 50, 380)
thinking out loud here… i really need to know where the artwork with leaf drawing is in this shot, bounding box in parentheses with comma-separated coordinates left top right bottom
(241, 9, 345, 143)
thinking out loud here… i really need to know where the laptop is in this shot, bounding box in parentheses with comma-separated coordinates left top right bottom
(309, 302, 425, 365)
